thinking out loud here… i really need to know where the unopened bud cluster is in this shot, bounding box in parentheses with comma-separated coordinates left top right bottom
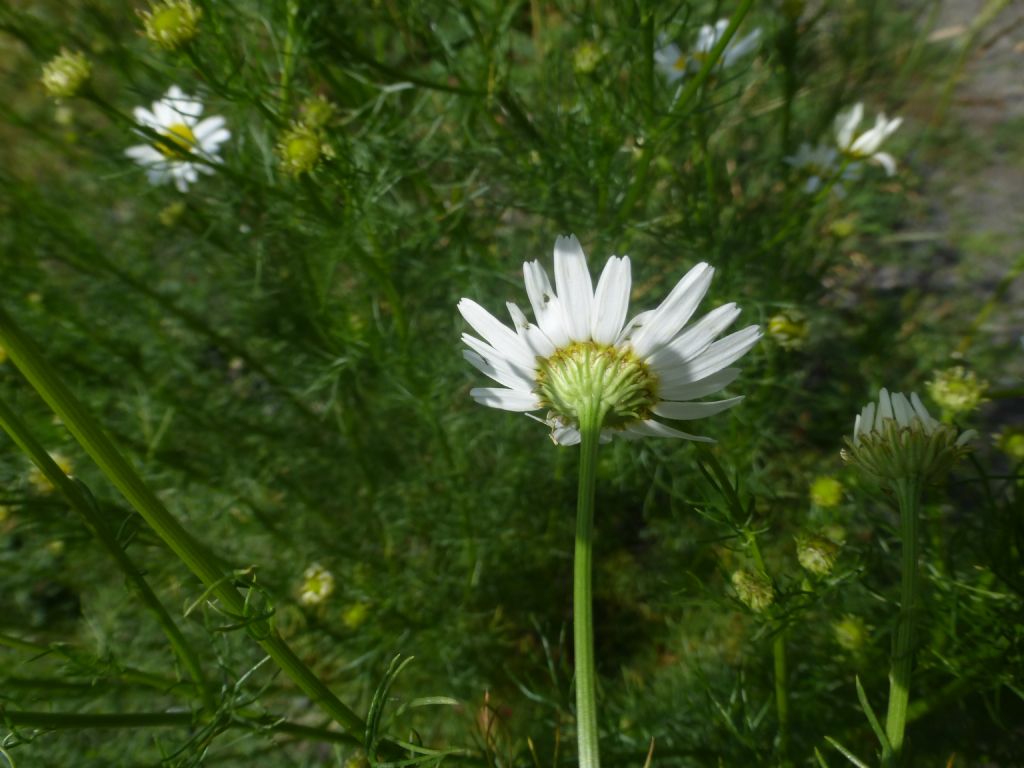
(140, 0, 202, 50)
(842, 388, 974, 484)
(731, 569, 774, 613)
(767, 309, 808, 350)
(796, 533, 839, 577)
(277, 97, 336, 176)
(41, 49, 91, 99)
(926, 366, 988, 418)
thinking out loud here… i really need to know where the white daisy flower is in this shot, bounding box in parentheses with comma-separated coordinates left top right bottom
(458, 235, 761, 445)
(655, 20, 761, 83)
(834, 103, 902, 176)
(125, 85, 230, 193)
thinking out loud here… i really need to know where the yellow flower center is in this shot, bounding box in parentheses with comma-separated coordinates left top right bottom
(156, 122, 198, 158)
(673, 55, 688, 71)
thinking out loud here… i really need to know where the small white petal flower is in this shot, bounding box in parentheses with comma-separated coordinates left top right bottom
(458, 236, 761, 445)
(835, 103, 903, 175)
(655, 20, 761, 82)
(125, 86, 230, 192)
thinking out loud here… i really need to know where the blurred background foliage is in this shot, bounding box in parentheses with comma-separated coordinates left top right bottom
(1, 0, 1022, 765)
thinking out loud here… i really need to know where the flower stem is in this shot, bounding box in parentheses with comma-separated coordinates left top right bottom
(0, 304, 366, 738)
(0, 397, 217, 713)
(773, 630, 791, 766)
(883, 476, 924, 766)
(574, 402, 604, 768)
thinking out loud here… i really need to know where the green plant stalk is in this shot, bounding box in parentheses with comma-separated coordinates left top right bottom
(0, 398, 216, 712)
(574, 401, 604, 768)
(0, 304, 365, 738)
(883, 476, 924, 766)
(773, 630, 790, 765)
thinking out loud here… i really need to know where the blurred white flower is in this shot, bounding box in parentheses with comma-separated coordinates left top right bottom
(835, 103, 902, 175)
(785, 142, 842, 193)
(655, 20, 761, 82)
(458, 235, 760, 445)
(125, 86, 230, 193)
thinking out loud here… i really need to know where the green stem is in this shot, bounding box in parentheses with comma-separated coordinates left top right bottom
(883, 477, 924, 766)
(0, 399, 216, 713)
(0, 305, 365, 738)
(773, 631, 790, 766)
(574, 402, 604, 768)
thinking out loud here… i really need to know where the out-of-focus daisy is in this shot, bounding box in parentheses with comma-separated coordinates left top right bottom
(835, 103, 902, 175)
(457, 235, 760, 445)
(655, 20, 761, 82)
(785, 142, 849, 194)
(125, 85, 229, 193)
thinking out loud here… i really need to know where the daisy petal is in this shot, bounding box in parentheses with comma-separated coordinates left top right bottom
(658, 367, 741, 401)
(622, 419, 716, 443)
(524, 260, 570, 348)
(659, 325, 761, 386)
(652, 396, 744, 421)
(647, 302, 741, 370)
(591, 256, 631, 344)
(458, 298, 536, 370)
(463, 350, 535, 391)
(553, 235, 594, 341)
(470, 387, 541, 412)
(630, 262, 714, 358)
(872, 152, 897, 176)
(194, 116, 226, 142)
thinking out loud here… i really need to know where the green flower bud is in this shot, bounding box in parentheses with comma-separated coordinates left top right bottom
(277, 123, 330, 177)
(573, 41, 604, 75)
(926, 366, 988, 419)
(731, 569, 774, 613)
(833, 614, 868, 654)
(995, 428, 1024, 462)
(300, 95, 335, 130)
(795, 534, 839, 577)
(841, 388, 974, 485)
(41, 49, 91, 99)
(767, 309, 808, 350)
(140, 0, 202, 51)
(809, 475, 843, 508)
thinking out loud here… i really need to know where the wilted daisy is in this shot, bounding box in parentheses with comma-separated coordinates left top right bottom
(835, 103, 902, 175)
(457, 235, 760, 445)
(655, 20, 761, 82)
(842, 388, 974, 483)
(125, 86, 230, 193)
